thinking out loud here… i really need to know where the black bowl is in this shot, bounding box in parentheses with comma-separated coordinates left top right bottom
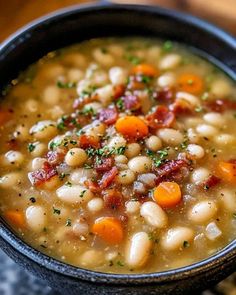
(0, 3, 235, 295)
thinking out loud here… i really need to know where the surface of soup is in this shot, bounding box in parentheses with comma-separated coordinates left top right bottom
(0, 38, 235, 274)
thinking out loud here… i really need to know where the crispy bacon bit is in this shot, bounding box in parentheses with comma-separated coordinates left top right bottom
(205, 99, 236, 113)
(118, 214, 129, 225)
(84, 179, 101, 193)
(103, 189, 123, 210)
(228, 159, 236, 164)
(146, 105, 175, 129)
(99, 166, 118, 189)
(114, 84, 125, 99)
(127, 76, 146, 91)
(79, 134, 100, 149)
(46, 150, 66, 166)
(154, 159, 189, 184)
(98, 107, 118, 125)
(153, 88, 175, 104)
(123, 94, 141, 111)
(94, 157, 114, 172)
(137, 195, 150, 203)
(28, 162, 57, 187)
(203, 175, 221, 190)
(170, 99, 193, 115)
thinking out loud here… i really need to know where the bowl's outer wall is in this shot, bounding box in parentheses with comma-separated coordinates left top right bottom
(0, 3, 236, 295)
(0, 237, 235, 295)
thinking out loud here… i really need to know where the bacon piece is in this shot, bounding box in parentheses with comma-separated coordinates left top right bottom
(205, 99, 236, 113)
(79, 134, 100, 149)
(28, 162, 57, 187)
(114, 84, 125, 99)
(84, 179, 101, 193)
(203, 175, 221, 190)
(154, 159, 188, 184)
(99, 166, 118, 189)
(152, 88, 175, 104)
(103, 189, 123, 210)
(228, 159, 236, 164)
(127, 76, 146, 91)
(94, 157, 114, 172)
(73, 94, 98, 109)
(98, 107, 118, 125)
(123, 94, 141, 111)
(146, 105, 175, 129)
(118, 214, 129, 225)
(170, 99, 193, 115)
(46, 150, 66, 166)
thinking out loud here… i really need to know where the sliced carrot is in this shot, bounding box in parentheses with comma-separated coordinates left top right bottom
(131, 63, 158, 77)
(153, 181, 182, 208)
(177, 73, 204, 94)
(115, 116, 148, 139)
(217, 161, 236, 183)
(91, 217, 123, 244)
(4, 210, 25, 228)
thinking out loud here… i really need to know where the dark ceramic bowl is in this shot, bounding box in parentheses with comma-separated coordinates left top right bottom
(0, 3, 235, 295)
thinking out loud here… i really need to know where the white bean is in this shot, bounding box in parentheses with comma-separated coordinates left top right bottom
(26, 205, 47, 232)
(186, 144, 205, 159)
(126, 232, 152, 268)
(140, 201, 168, 228)
(147, 46, 161, 60)
(87, 198, 104, 213)
(187, 128, 200, 144)
(42, 85, 60, 105)
(80, 250, 104, 267)
(95, 84, 114, 106)
(138, 173, 157, 187)
(157, 72, 176, 88)
(109, 67, 127, 85)
(203, 112, 225, 127)
(219, 189, 236, 213)
(13, 125, 29, 141)
(84, 102, 103, 113)
(191, 168, 210, 184)
(128, 156, 152, 173)
(31, 157, 46, 171)
(67, 68, 84, 81)
(126, 200, 141, 214)
(30, 142, 47, 157)
(108, 135, 126, 149)
(25, 99, 38, 113)
(72, 221, 89, 237)
(145, 135, 162, 152)
(214, 134, 235, 146)
(176, 92, 200, 107)
(0, 172, 22, 188)
(210, 79, 232, 97)
(30, 120, 57, 140)
(116, 169, 136, 185)
(196, 124, 218, 137)
(5, 150, 24, 166)
(161, 226, 194, 251)
(56, 184, 93, 204)
(157, 128, 184, 145)
(188, 200, 218, 224)
(125, 143, 141, 158)
(69, 168, 95, 185)
(93, 48, 114, 66)
(114, 155, 128, 164)
(65, 148, 87, 167)
(159, 54, 181, 70)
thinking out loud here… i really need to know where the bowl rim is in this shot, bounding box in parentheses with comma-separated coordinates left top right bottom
(0, 2, 236, 285)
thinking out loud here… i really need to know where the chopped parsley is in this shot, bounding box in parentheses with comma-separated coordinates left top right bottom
(79, 190, 86, 198)
(116, 146, 126, 155)
(195, 106, 203, 113)
(163, 40, 173, 52)
(116, 98, 124, 110)
(141, 75, 152, 84)
(57, 80, 76, 89)
(66, 218, 72, 226)
(146, 148, 169, 167)
(28, 143, 36, 153)
(117, 260, 125, 267)
(233, 213, 236, 219)
(183, 241, 190, 248)
(65, 181, 72, 187)
(148, 232, 159, 243)
(125, 54, 142, 65)
(53, 207, 61, 215)
(29, 197, 36, 203)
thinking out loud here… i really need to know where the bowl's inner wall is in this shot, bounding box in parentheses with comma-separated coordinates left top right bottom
(0, 4, 235, 92)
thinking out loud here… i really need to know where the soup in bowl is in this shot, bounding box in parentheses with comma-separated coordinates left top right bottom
(0, 37, 235, 274)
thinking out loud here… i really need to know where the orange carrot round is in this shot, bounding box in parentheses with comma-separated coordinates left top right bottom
(177, 73, 204, 94)
(131, 64, 158, 77)
(4, 210, 25, 228)
(217, 161, 236, 183)
(91, 217, 123, 244)
(115, 116, 148, 139)
(153, 181, 182, 208)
